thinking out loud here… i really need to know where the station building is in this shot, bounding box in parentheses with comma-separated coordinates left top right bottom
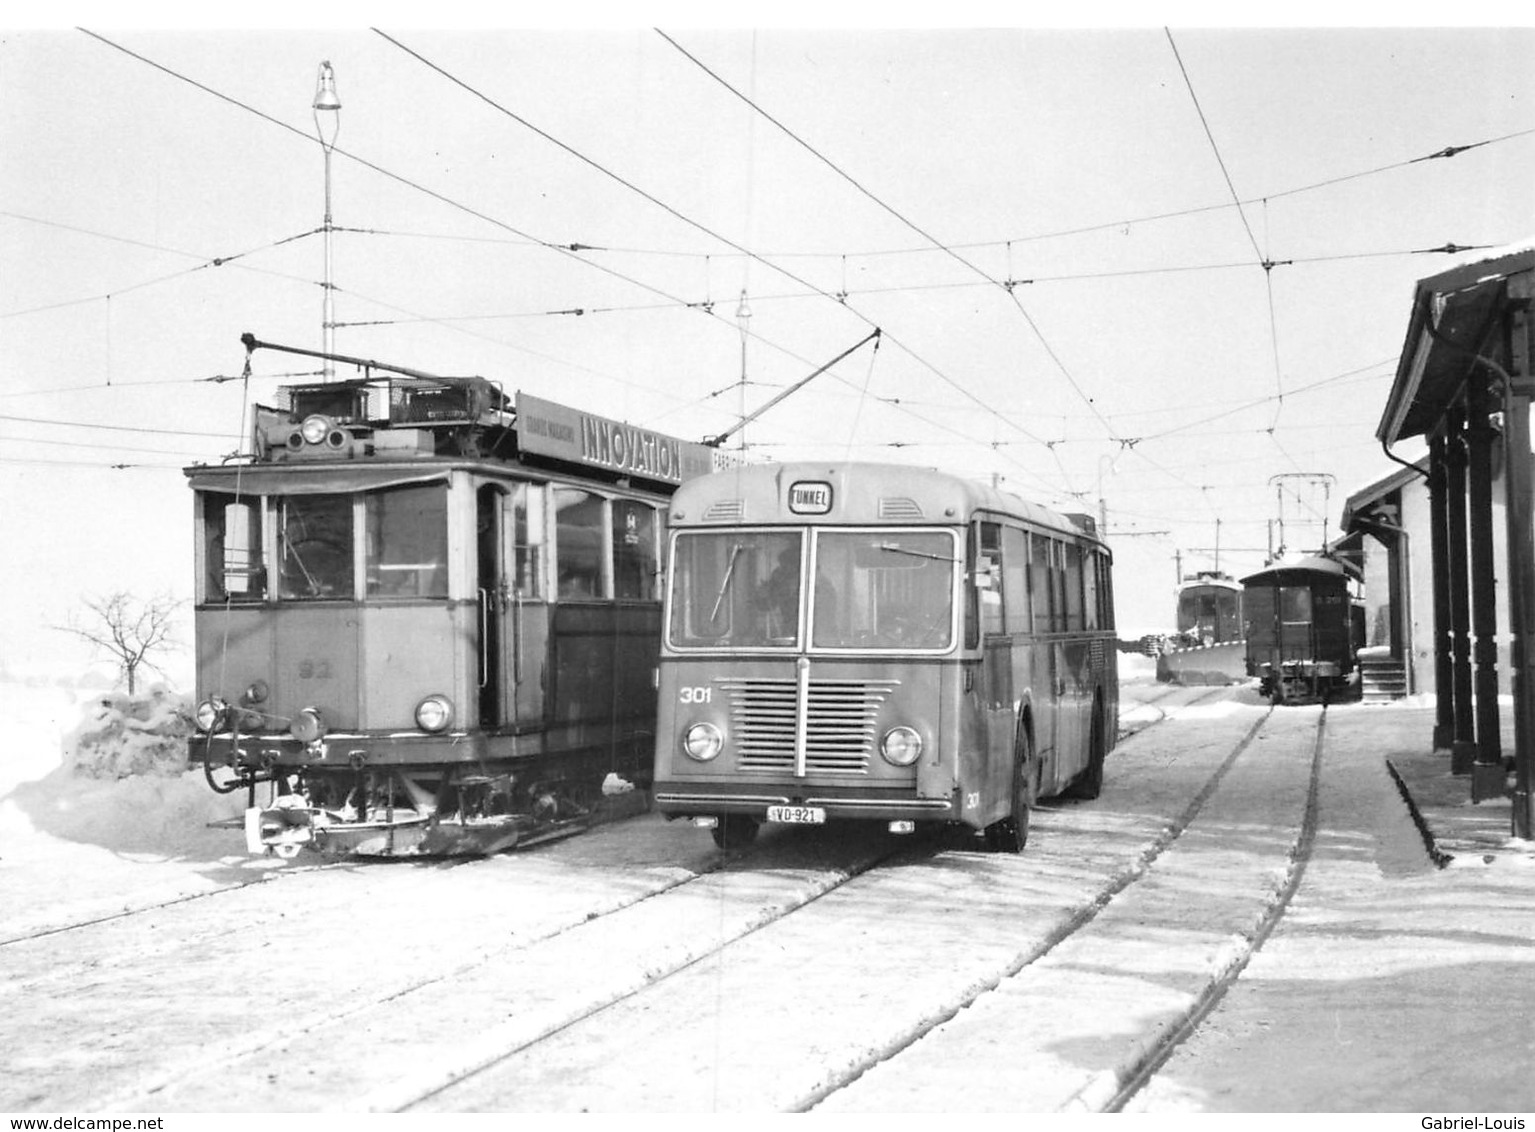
(1362, 242, 1535, 836)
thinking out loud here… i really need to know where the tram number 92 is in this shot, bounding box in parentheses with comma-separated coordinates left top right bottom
(679, 686, 713, 704)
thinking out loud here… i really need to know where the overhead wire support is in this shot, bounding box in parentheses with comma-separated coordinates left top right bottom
(374, 28, 1056, 468)
(705, 328, 881, 448)
(657, 27, 1116, 446)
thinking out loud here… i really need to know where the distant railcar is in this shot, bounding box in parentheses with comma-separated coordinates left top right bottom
(1155, 571, 1247, 685)
(1241, 556, 1363, 705)
(188, 334, 723, 857)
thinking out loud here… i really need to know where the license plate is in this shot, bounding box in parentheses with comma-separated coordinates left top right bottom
(766, 805, 826, 825)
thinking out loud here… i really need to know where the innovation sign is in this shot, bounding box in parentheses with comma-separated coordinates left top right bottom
(515, 392, 721, 485)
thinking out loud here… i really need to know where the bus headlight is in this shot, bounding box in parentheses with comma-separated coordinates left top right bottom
(290, 707, 327, 743)
(415, 695, 454, 733)
(880, 726, 923, 767)
(195, 697, 228, 733)
(682, 721, 723, 761)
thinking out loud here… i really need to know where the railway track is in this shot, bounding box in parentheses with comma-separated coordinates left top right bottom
(6, 694, 1325, 1113)
(402, 699, 1315, 1112)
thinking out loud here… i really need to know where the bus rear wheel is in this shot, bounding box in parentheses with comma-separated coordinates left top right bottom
(1064, 698, 1106, 800)
(711, 813, 759, 850)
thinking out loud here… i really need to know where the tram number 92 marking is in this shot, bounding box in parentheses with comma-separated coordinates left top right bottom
(678, 686, 713, 704)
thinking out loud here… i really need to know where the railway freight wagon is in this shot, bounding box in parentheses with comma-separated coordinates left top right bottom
(653, 462, 1118, 852)
(1241, 556, 1363, 705)
(189, 335, 722, 857)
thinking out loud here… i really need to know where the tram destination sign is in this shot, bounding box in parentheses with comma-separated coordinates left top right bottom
(515, 392, 722, 485)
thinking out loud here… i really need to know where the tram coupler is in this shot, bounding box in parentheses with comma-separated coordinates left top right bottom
(245, 794, 315, 859)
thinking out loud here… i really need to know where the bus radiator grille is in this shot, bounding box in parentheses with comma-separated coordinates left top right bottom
(720, 678, 898, 775)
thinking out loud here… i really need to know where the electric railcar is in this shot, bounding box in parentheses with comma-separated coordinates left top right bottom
(189, 334, 723, 856)
(653, 462, 1118, 851)
(1242, 555, 1364, 705)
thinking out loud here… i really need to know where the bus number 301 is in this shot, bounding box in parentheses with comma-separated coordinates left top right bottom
(679, 686, 712, 704)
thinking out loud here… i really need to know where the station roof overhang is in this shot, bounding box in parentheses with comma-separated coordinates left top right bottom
(1378, 244, 1535, 447)
(1340, 460, 1426, 535)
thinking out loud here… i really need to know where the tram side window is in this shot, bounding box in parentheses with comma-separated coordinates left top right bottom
(555, 488, 605, 599)
(278, 494, 354, 600)
(365, 484, 447, 598)
(613, 500, 659, 601)
(512, 483, 546, 598)
(202, 495, 265, 602)
(1030, 533, 1056, 634)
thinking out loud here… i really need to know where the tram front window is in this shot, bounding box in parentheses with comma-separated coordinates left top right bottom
(669, 531, 802, 648)
(278, 494, 354, 599)
(812, 531, 956, 650)
(366, 484, 447, 598)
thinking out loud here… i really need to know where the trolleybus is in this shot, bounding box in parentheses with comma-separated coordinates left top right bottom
(653, 462, 1117, 850)
(189, 334, 722, 856)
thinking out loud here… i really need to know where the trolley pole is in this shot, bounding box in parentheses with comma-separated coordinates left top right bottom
(312, 62, 342, 379)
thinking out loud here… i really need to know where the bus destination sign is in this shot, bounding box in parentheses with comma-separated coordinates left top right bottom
(788, 481, 833, 515)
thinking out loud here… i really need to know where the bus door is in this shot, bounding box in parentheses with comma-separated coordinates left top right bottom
(976, 523, 1015, 804)
(1029, 531, 1063, 790)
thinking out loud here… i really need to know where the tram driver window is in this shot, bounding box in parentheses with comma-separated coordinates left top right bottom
(613, 500, 658, 601)
(555, 488, 605, 599)
(201, 495, 265, 602)
(365, 484, 447, 598)
(278, 493, 354, 600)
(1280, 586, 1312, 624)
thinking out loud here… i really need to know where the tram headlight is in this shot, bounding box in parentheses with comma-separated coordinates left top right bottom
(414, 694, 454, 733)
(242, 680, 269, 705)
(290, 706, 327, 744)
(195, 697, 228, 733)
(682, 721, 723, 762)
(880, 726, 923, 767)
(299, 415, 331, 445)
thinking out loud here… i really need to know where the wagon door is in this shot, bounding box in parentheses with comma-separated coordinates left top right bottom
(476, 482, 548, 731)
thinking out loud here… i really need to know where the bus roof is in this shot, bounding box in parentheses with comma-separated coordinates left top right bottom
(667, 461, 1101, 545)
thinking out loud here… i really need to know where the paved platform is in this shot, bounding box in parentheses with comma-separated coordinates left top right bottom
(1375, 700, 1535, 867)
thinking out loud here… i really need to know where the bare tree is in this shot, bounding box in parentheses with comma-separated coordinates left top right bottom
(57, 592, 184, 694)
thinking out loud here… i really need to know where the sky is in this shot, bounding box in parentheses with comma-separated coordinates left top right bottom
(4, 19, 1535, 678)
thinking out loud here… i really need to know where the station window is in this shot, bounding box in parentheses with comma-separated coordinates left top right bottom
(366, 483, 447, 598)
(277, 494, 354, 600)
(555, 487, 605, 599)
(613, 500, 659, 600)
(202, 494, 265, 602)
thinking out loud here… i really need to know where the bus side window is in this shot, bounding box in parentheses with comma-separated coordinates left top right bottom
(1031, 533, 1054, 634)
(555, 487, 605, 599)
(1064, 542, 1085, 631)
(1082, 544, 1099, 631)
(1003, 526, 1030, 635)
(979, 521, 1004, 636)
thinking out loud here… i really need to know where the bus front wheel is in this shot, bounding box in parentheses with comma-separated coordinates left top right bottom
(986, 732, 1036, 854)
(711, 813, 759, 850)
